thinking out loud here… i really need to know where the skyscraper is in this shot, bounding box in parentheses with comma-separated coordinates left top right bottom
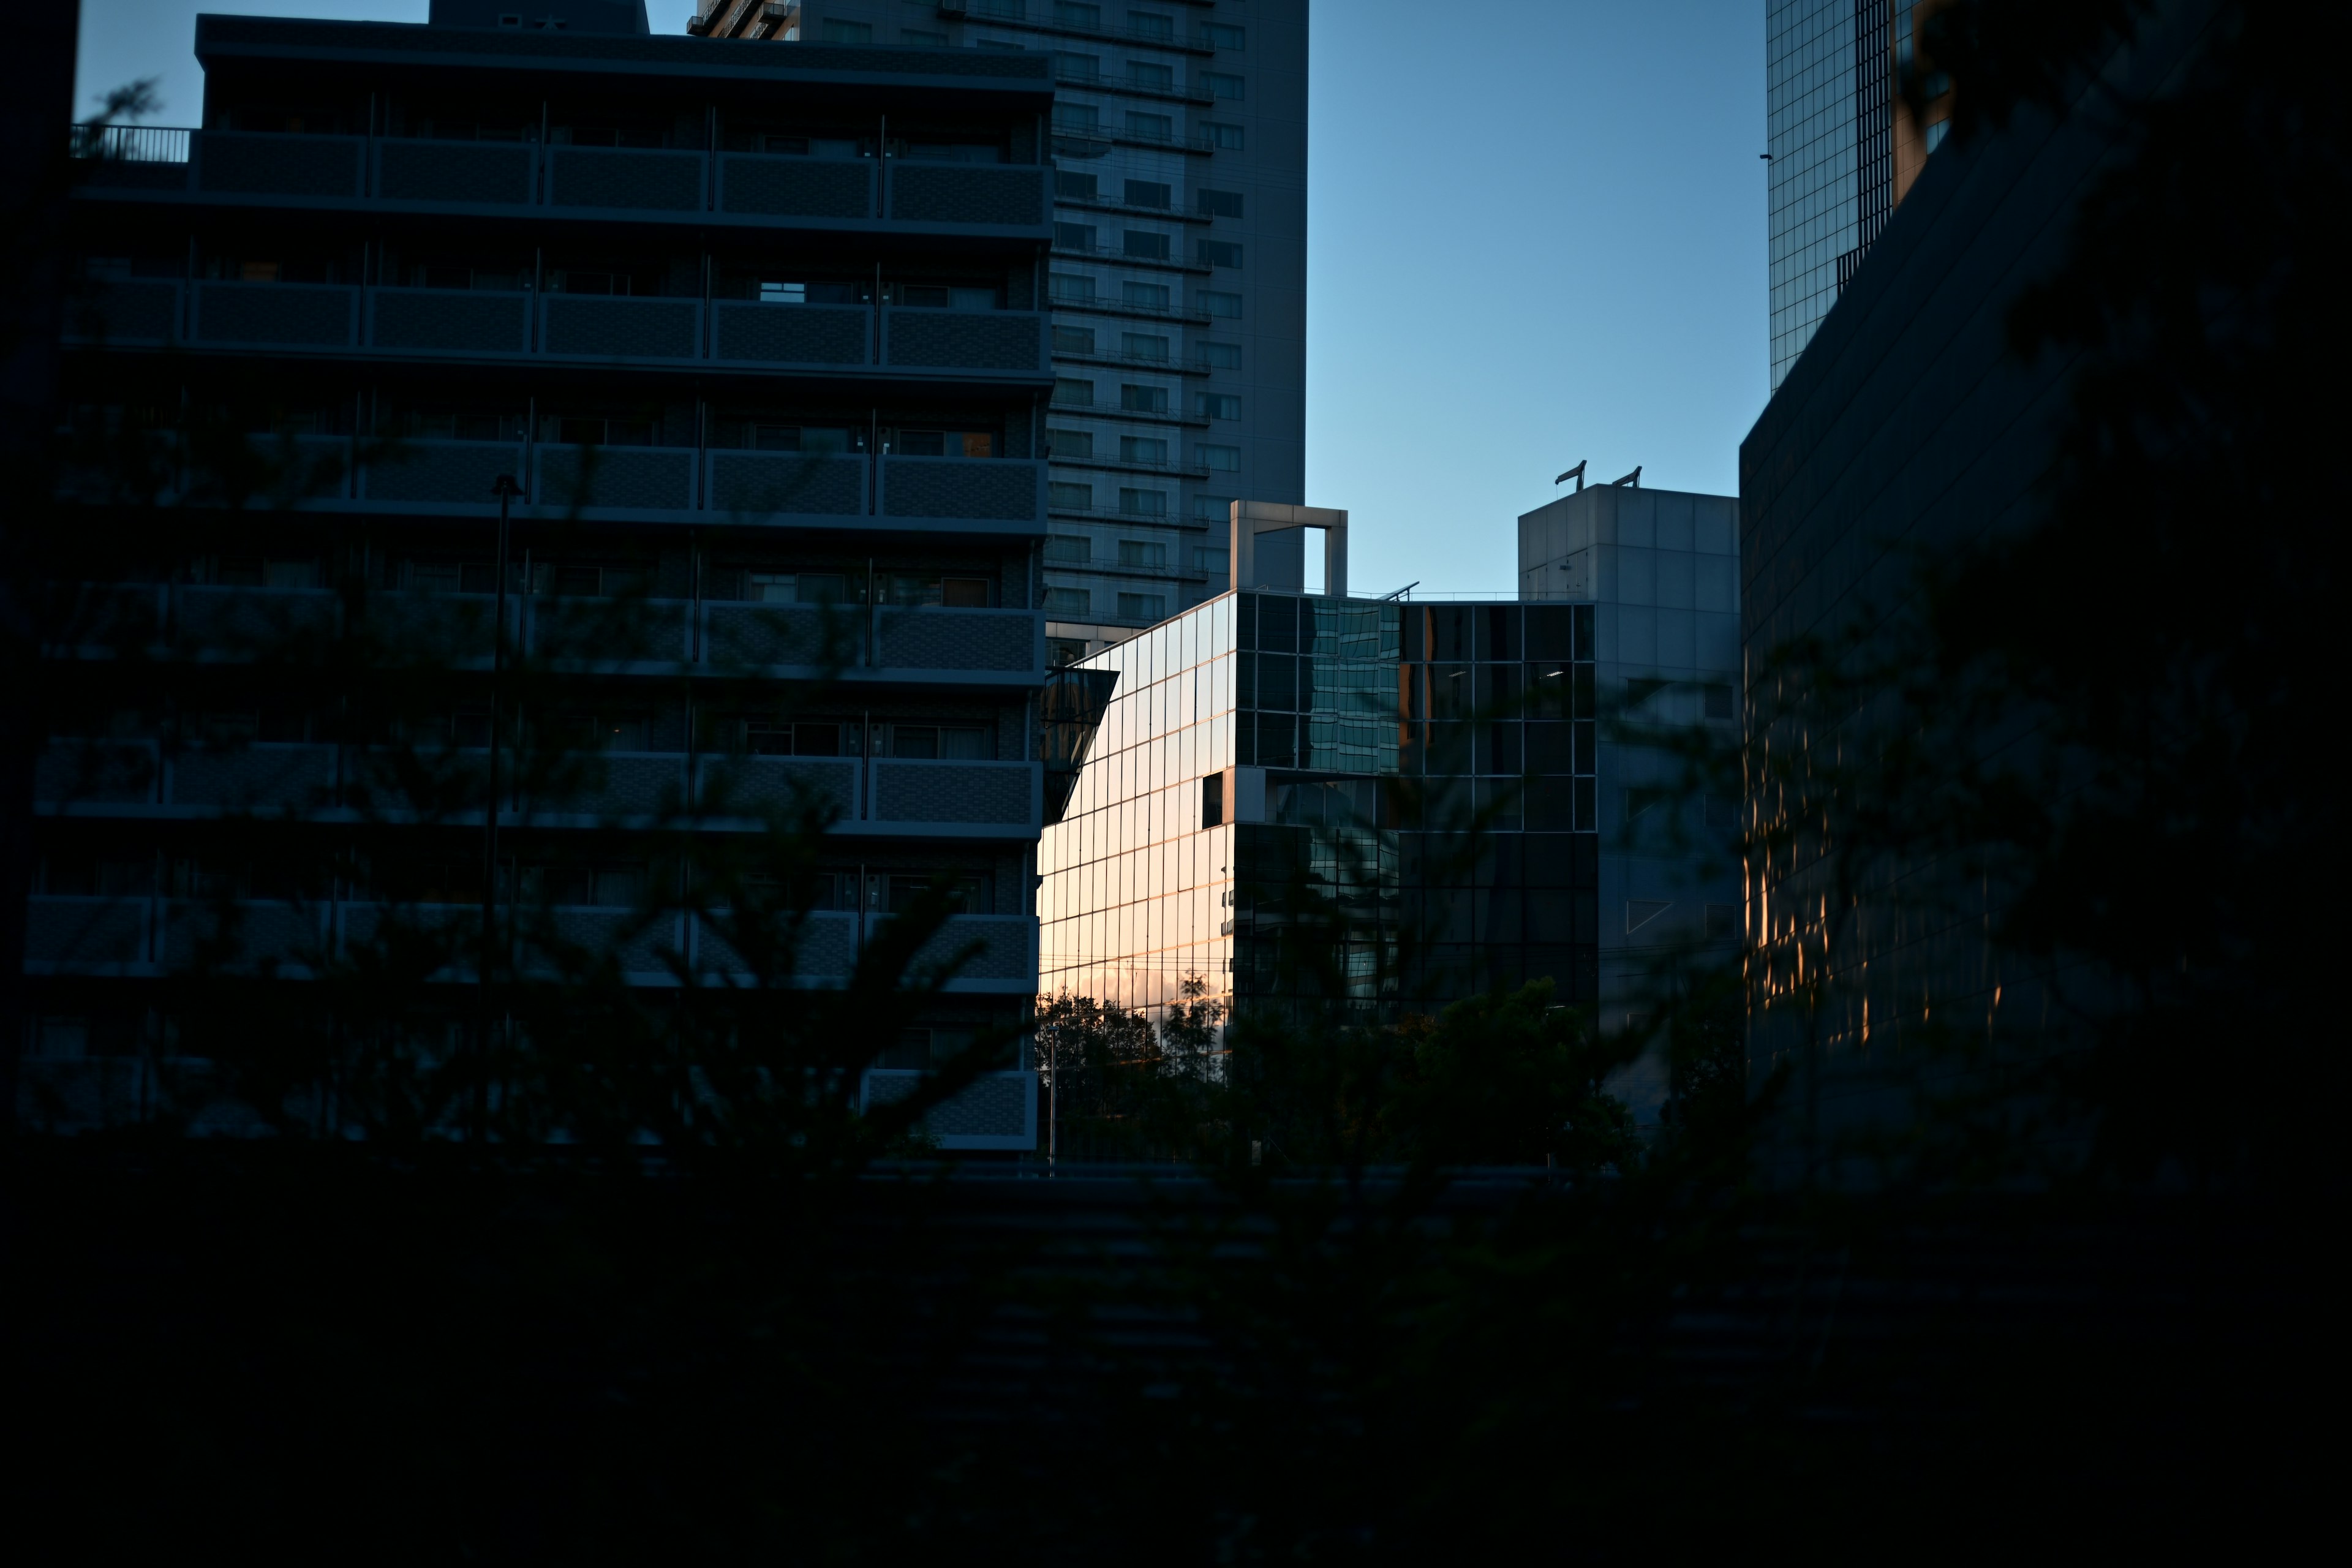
(712, 1, 1308, 657)
(1765, 1, 1954, 391)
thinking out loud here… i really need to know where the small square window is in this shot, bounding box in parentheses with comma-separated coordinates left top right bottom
(1203, 71, 1245, 100)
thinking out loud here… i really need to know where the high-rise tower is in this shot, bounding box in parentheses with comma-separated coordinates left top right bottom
(705, 1, 1309, 657)
(1765, 1, 1954, 391)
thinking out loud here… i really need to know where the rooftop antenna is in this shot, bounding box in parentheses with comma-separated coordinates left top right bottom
(1610, 466, 1642, 488)
(1554, 460, 1586, 492)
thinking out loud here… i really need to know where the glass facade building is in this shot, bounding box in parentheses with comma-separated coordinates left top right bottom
(1043, 483, 1741, 1126)
(1039, 592, 1603, 1022)
(1766, 1, 1956, 391)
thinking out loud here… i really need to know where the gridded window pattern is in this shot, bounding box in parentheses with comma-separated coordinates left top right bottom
(1767, 0, 1868, 389)
(1038, 594, 1606, 1023)
(1038, 595, 1243, 1017)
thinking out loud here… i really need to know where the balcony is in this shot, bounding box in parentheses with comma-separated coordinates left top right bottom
(62, 279, 182, 345)
(880, 455, 1044, 521)
(886, 160, 1047, 227)
(861, 1067, 1038, 1148)
(704, 451, 869, 516)
(164, 900, 334, 971)
(527, 595, 695, 662)
(870, 758, 1039, 829)
(193, 130, 363, 197)
(881, 306, 1046, 374)
(1046, 290, 1213, 326)
(189, 281, 356, 349)
(546, 145, 706, 213)
(366, 286, 532, 356)
(540, 295, 703, 363)
(876, 605, 1041, 671)
(24, 894, 1036, 995)
(701, 601, 856, 668)
(173, 584, 341, 653)
(40, 589, 1043, 687)
(23, 896, 153, 971)
(78, 130, 1052, 238)
(718, 153, 874, 219)
(67, 277, 1048, 388)
(357, 439, 527, 506)
(710, 302, 872, 368)
(694, 754, 860, 818)
(532, 443, 699, 513)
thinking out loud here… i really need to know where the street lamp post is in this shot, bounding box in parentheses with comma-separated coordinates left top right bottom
(476, 473, 522, 1145)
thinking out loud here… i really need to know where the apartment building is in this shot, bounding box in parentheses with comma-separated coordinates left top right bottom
(698, 0, 1310, 657)
(29, 4, 1059, 1145)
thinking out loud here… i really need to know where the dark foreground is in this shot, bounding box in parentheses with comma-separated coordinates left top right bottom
(6, 1144, 2332, 1559)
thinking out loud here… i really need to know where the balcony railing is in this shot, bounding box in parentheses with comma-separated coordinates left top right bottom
(23, 894, 1039, 994)
(71, 129, 1051, 232)
(66, 279, 1047, 378)
(1051, 62, 1215, 104)
(948, 1, 1219, 55)
(1050, 238, 1211, 274)
(37, 740, 1044, 837)
(36, 592, 1045, 681)
(59, 430, 1049, 524)
(1045, 291, 1213, 325)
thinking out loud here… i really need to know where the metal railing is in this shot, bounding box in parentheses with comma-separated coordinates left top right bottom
(1047, 292, 1213, 325)
(1050, 238, 1210, 273)
(954, 2, 1221, 53)
(1051, 62, 1215, 104)
(1050, 346, 1216, 375)
(70, 124, 193, 163)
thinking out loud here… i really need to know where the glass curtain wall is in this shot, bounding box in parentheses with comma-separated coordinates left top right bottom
(1039, 593, 1238, 1015)
(1041, 592, 1603, 1027)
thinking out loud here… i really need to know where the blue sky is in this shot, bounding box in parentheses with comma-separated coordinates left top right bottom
(76, 1, 1769, 597)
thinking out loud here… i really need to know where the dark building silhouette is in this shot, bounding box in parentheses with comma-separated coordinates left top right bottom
(31, 9, 1063, 1144)
(1742, 0, 2223, 1164)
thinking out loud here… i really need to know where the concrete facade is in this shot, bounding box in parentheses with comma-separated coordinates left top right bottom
(730, 0, 1308, 652)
